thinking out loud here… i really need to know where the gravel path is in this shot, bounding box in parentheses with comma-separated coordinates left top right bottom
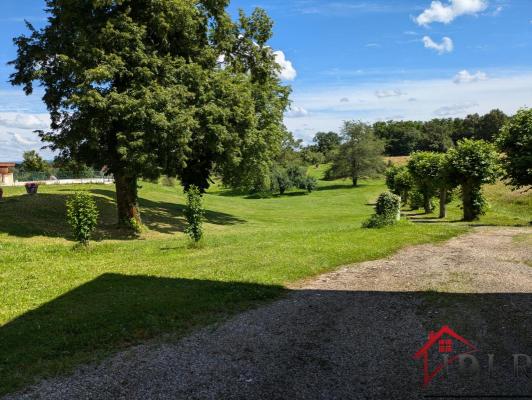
(6, 227, 532, 399)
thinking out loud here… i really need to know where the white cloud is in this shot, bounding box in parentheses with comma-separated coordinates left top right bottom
(340, 97, 350, 103)
(283, 71, 532, 143)
(285, 105, 308, 118)
(453, 70, 488, 84)
(416, 0, 488, 26)
(422, 36, 454, 54)
(0, 112, 52, 161)
(0, 113, 49, 130)
(365, 43, 381, 48)
(375, 89, 406, 98)
(434, 102, 478, 116)
(274, 51, 297, 81)
(491, 6, 503, 16)
(12, 132, 38, 146)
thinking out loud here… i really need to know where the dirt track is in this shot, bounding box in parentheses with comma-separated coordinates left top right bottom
(7, 227, 532, 399)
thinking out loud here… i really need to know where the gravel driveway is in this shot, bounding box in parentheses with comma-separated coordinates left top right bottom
(6, 227, 532, 399)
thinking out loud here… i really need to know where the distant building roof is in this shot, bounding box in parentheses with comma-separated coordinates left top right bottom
(0, 163, 16, 168)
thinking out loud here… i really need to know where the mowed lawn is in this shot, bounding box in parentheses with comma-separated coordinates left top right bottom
(0, 170, 530, 395)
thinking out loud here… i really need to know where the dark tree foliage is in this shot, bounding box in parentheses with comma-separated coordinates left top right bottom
(326, 121, 385, 186)
(10, 1, 289, 227)
(496, 108, 532, 189)
(418, 119, 454, 152)
(373, 109, 507, 156)
(407, 152, 443, 214)
(447, 139, 500, 221)
(312, 131, 341, 160)
(20, 150, 50, 173)
(373, 121, 423, 156)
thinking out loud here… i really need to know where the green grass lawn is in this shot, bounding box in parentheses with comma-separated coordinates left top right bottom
(0, 171, 529, 395)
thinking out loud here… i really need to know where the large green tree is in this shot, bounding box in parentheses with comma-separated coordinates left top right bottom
(447, 139, 500, 221)
(19, 150, 50, 174)
(496, 108, 532, 189)
(10, 1, 289, 227)
(326, 121, 385, 186)
(312, 131, 341, 160)
(407, 152, 443, 214)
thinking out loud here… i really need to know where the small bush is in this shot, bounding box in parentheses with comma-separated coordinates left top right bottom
(364, 192, 401, 229)
(375, 192, 401, 219)
(362, 214, 394, 228)
(184, 185, 204, 242)
(299, 176, 317, 193)
(128, 217, 143, 234)
(66, 192, 99, 245)
(409, 190, 424, 210)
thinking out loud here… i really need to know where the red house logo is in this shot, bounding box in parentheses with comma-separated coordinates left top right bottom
(413, 326, 478, 386)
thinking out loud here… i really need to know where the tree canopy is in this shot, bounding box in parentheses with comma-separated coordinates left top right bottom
(20, 150, 50, 173)
(496, 108, 532, 189)
(447, 139, 500, 221)
(10, 0, 289, 226)
(407, 151, 444, 213)
(326, 121, 385, 186)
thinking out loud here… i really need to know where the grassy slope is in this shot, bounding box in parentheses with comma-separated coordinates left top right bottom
(407, 181, 532, 226)
(0, 169, 529, 395)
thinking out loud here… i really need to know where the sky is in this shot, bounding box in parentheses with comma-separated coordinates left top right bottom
(0, 0, 531, 160)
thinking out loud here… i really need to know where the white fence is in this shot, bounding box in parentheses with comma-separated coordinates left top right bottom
(8, 177, 114, 187)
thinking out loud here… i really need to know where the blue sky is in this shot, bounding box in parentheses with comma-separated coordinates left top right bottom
(0, 0, 531, 160)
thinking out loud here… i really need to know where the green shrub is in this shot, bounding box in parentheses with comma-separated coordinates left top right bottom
(66, 192, 99, 245)
(447, 139, 500, 220)
(364, 192, 401, 228)
(375, 191, 401, 219)
(496, 107, 532, 189)
(270, 163, 315, 195)
(385, 165, 413, 203)
(299, 176, 317, 193)
(409, 189, 425, 210)
(184, 185, 204, 242)
(363, 213, 394, 228)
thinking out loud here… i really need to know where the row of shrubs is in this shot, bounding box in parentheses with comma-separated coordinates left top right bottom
(66, 186, 205, 246)
(364, 138, 503, 229)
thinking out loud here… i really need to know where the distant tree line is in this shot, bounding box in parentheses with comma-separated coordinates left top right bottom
(373, 109, 507, 156)
(382, 107, 531, 221)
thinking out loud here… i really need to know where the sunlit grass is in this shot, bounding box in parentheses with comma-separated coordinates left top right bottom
(1, 172, 527, 394)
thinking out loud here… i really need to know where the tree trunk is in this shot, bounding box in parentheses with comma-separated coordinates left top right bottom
(423, 192, 432, 214)
(462, 183, 474, 221)
(402, 191, 409, 206)
(352, 176, 358, 186)
(115, 173, 141, 227)
(439, 187, 447, 219)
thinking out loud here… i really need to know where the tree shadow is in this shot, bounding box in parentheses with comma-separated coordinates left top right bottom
(0, 192, 120, 239)
(317, 183, 365, 191)
(91, 189, 245, 235)
(1, 279, 530, 397)
(0, 274, 285, 396)
(0, 188, 244, 239)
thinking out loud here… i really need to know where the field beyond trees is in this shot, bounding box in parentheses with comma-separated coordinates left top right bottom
(0, 170, 530, 395)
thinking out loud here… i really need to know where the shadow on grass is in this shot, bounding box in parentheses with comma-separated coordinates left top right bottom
(1, 278, 530, 397)
(317, 183, 365, 191)
(212, 182, 361, 198)
(0, 189, 244, 239)
(0, 274, 285, 396)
